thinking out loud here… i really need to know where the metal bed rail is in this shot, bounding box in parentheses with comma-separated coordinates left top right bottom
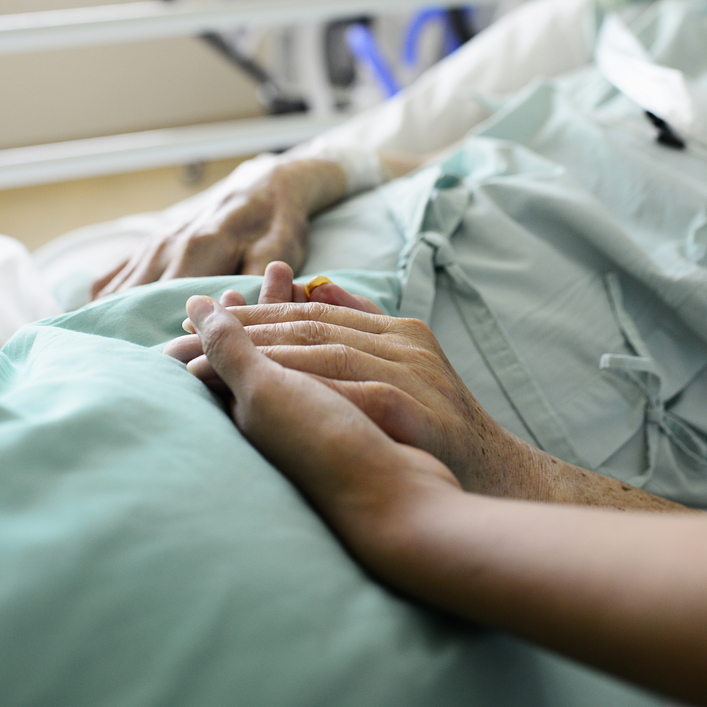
(0, 113, 352, 190)
(0, 0, 456, 55)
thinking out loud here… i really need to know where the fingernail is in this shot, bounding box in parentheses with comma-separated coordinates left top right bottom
(304, 276, 333, 299)
(186, 296, 216, 326)
(182, 318, 195, 334)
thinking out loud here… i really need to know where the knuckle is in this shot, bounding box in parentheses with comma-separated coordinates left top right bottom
(328, 344, 357, 379)
(399, 317, 433, 340)
(285, 320, 328, 345)
(306, 320, 329, 344)
(305, 302, 336, 322)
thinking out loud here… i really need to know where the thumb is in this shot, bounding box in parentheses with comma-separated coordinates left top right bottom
(185, 296, 263, 395)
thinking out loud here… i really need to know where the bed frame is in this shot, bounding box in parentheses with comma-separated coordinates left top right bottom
(0, 0, 486, 190)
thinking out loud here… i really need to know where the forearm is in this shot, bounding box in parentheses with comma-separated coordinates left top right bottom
(279, 149, 423, 215)
(456, 413, 694, 513)
(369, 487, 707, 705)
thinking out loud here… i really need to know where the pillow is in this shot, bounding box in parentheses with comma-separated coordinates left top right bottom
(0, 272, 661, 707)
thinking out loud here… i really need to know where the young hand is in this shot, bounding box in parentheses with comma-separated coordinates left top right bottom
(183, 294, 459, 560)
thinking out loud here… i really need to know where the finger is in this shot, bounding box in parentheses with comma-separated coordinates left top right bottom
(182, 353, 228, 393)
(185, 296, 267, 398)
(245, 321, 399, 361)
(181, 291, 248, 334)
(186, 296, 390, 484)
(259, 261, 295, 304)
(229, 301, 392, 335)
(163, 333, 203, 363)
(309, 282, 382, 315)
(220, 290, 247, 307)
(94, 259, 138, 298)
(258, 343, 412, 389)
(98, 231, 177, 296)
(112, 240, 171, 292)
(291, 283, 311, 303)
(91, 259, 128, 299)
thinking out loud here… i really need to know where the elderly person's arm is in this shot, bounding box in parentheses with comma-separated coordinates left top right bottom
(92, 151, 422, 297)
(176, 294, 707, 707)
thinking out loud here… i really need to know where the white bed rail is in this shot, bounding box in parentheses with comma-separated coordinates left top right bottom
(0, 0, 456, 55)
(0, 113, 352, 190)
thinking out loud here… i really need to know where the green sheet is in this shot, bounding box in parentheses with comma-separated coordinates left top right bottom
(2, 2, 707, 704)
(0, 272, 662, 707)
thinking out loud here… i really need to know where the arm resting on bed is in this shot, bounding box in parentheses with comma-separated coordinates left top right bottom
(93, 150, 423, 297)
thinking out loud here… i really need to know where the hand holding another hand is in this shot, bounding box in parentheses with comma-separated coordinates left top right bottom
(165, 264, 517, 497)
(182, 292, 460, 569)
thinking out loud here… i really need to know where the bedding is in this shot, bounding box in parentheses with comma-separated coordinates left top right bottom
(1, 0, 707, 705)
(0, 269, 663, 707)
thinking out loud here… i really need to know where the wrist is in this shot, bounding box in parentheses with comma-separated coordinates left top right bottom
(331, 444, 463, 575)
(287, 142, 384, 197)
(455, 411, 549, 502)
(269, 157, 348, 216)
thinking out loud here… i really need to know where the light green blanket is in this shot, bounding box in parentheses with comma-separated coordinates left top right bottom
(1, 2, 706, 705)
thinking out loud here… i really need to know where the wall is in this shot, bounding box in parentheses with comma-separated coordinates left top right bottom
(0, 1, 265, 149)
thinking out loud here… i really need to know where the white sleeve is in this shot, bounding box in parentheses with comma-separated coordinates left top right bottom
(296, 0, 594, 155)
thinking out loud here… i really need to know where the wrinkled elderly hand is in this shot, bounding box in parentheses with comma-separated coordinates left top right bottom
(92, 157, 347, 299)
(164, 259, 382, 356)
(165, 270, 513, 496)
(182, 293, 459, 567)
(219, 305, 502, 493)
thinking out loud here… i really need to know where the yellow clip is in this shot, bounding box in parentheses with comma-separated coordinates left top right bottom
(304, 276, 332, 299)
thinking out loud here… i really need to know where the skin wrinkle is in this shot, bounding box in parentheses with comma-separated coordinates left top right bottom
(93, 157, 347, 298)
(248, 321, 391, 360)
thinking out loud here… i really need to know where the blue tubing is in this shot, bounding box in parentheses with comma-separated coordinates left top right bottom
(404, 8, 465, 68)
(345, 23, 401, 98)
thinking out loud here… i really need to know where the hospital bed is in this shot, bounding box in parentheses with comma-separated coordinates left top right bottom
(1, 0, 707, 705)
(0, 0, 490, 190)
